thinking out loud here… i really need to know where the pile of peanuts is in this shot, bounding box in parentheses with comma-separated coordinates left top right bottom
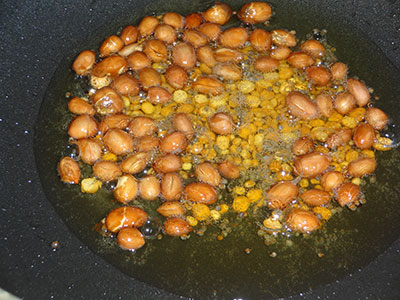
(57, 1, 393, 251)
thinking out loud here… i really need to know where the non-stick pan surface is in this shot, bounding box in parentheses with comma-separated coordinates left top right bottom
(1, 0, 400, 299)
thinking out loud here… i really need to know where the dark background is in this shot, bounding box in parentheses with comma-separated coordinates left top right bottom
(1, 0, 399, 299)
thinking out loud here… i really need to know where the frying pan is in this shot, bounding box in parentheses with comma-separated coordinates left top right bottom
(1, 0, 400, 299)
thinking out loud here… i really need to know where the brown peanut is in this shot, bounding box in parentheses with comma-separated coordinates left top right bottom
(58, 157, 81, 184)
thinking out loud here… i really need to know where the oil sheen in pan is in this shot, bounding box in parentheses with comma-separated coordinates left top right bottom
(34, 5, 400, 300)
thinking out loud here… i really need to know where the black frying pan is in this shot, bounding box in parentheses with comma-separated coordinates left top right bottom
(1, 0, 400, 299)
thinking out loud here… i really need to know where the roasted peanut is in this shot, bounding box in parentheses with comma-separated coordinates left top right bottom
(347, 78, 370, 107)
(301, 39, 325, 58)
(117, 227, 145, 250)
(154, 24, 177, 44)
(192, 76, 224, 95)
(58, 157, 81, 184)
(254, 56, 279, 72)
(336, 183, 360, 207)
(184, 182, 217, 205)
(365, 107, 388, 130)
(91, 87, 124, 115)
(173, 113, 194, 140)
(100, 35, 124, 57)
(99, 114, 130, 134)
(159, 131, 187, 154)
(300, 189, 331, 206)
(198, 23, 222, 41)
(185, 13, 203, 29)
(92, 55, 128, 77)
(195, 162, 221, 187)
(321, 171, 344, 192)
(218, 160, 240, 179)
(219, 27, 248, 49)
(138, 67, 162, 90)
(286, 209, 320, 233)
(306, 66, 331, 86)
(72, 50, 96, 76)
(120, 152, 150, 174)
(138, 16, 159, 37)
(128, 116, 157, 138)
(292, 136, 314, 156)
(196, 46, 217, 67)
(113, 174, 139, 203)
(267, 181, 299, 210)
(208, 112, 234, 135)
(286, 91, 318, 120)
(163, 217, 192, 236)
(238, 1, 272, 24)
(153, 154, 182, 173)
(331, 62, 347, 80)
(112, 74, 140, 97)
(93, 160, 122, 182)
(347, 157, 377, 178)
(165, 65, 188, 89)
(315, 93, 333, 118)
(353, 123, 375, 149)
(147, 86, 172, 104)
(183, 29, 209, 48)
(163, 12, 184, 29)
(144, 39, 168, 63)
(74, 139, 102, 165)
(172, 42, 197, 69)
(161, 172, 183, 201)
(120, 25, 139, 45)
(270, 46, 291, 60)
(333, 92, 356, 115)
(157, 201, 186, 217)
(202, 2, 232, 25)
(105, 206, 147, 232)
(287, 51, 314, 69)
(118, 43, 143, 57)
(249, 28, 272, 52)
(271, 29, 296, 47)
(68, 114, 98, 139)
(213, 63, 242, 81)
(326, 128, 352, 149)
(136, 135, 160, 152)
(294, 152, 330, 178)
(215, 48, 243, 63)
(68, 97, 95, 115)
(103, 129, 134, 155)
(127, 51, 151, 71)
(139, 175, 160, 200)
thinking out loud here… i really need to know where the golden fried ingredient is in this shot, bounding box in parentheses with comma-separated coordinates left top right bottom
(300, 189, 331, 207)
(139, 175, 160, 200)
(195, 162, 221, 187)
(58, 157, 81, 184)
(106, 206, 147, 233)
(347, 157, 377, 178)
(286, 208, 320, 233)
(157, 201, 186, 217)
(238, 2, 272, 24)
(184, 182, 217, 204)
(294, 152, 330, 178)
(117, 227, 145, 250)
(93, 160, 122, 182)
(163, 217, 192, 236)
(113, 174, 139, 203)
(267, 181, 299, 210)
(68, 114, 98, 139)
